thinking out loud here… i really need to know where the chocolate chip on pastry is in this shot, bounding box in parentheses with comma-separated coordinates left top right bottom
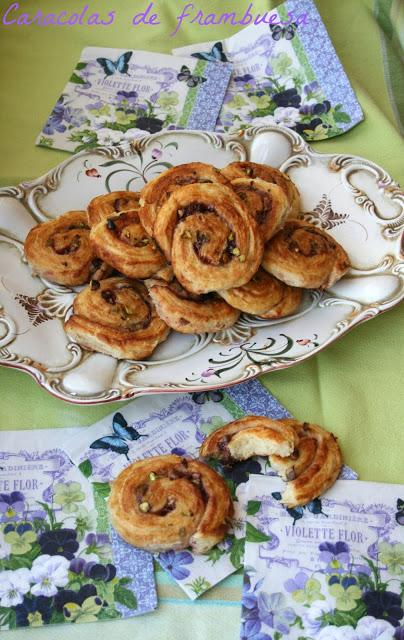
(199, 416, 298, 463)
(218, 268, 302, 318)
(230, 178, 289, 242)
(269, 420, 343, 507)
(90, 210, 166, 279)
(139, 162, 228, 236)
(108, 454, 233, 553)
(87, 191, 141, 226)
(262, 219, 350, 289)
(64, 276, 170, 359)
(153, 182, 263, 294)
(24, 211, 96, 287)
(222, 161, 300, 218)
(147, 278, 240, 334)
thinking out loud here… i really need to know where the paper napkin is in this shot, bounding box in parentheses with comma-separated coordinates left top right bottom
(242, 474, 404, 639)
(0, 428, 156, 631)
(63, 380, 357, 600)
(173, 0, 363, 140)
(36, 47, 233, 153)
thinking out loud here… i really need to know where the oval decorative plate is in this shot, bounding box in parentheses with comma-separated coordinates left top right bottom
(0, 126, 403, 404)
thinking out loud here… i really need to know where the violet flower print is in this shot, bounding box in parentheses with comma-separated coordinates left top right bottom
(362, 590, 404, 627)
(318, 541, 350, 573)
(240, 619, 272, 640)
(30, 555, 70, 597)
(0, 568, 30, 607)
(42, 98, 68, 135)
(38, 528, 79, 560)
(355, 616, 397, 639)
(158, 550, 193, 580)
(0, 491, 25, 521)
(257, 591, 296, 634)
(14, 595, 53, 627)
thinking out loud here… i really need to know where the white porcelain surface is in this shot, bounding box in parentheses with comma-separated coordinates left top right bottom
(0, 126, 403, 404)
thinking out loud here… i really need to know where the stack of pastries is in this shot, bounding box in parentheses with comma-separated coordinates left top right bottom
(24, 161, 350, 360)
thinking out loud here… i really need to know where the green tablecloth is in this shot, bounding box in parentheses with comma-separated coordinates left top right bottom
(0, 1, 403, 638)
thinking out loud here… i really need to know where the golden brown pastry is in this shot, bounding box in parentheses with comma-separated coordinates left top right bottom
(90, 210, 166, 279)
(262, 219, 350, 289)
(64, 277, 170, 359)
(108, 455, 233, 553)
(258, 281, 302, 319)
(269, 421, 343, 507)
(218, 268, 302, 318)
(147, 278, 240, 334)
(199, 416, 298, 462)
(138, 162, 228, 236)
(24, 211, 99, 287)
(153, 183, 263, 294)
(87, 191, 141, 226)
(222, 161, 300, 217)
(230, 178, 289, 241)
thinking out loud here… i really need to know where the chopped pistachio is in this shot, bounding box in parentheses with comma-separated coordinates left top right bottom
(149, 472, 157, 482)
(239, 254, 246, 262)
(232, 247, 240, 256)
(139, 501, 150, 512)
(228, 232, 234, 241)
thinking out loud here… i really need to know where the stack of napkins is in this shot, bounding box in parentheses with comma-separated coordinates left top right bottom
(174, 0, 363, 140)
(242, 475, 404, 639)
(0, 429, 156, 631)
(37, 0, 363, 153)
(36, 47, 233, 152)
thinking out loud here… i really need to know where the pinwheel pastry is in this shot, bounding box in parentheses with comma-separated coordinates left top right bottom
(108, 454, 233, 553)
(262, 219, 350, 289)
(147, 278, 240, 333)
(24, 211, 99, 287)
(269, 420, 343, 507)
(230, 178, 289, 241)
(87, 191, 141, 226)
(138, 162, 228, 236)
(153, 183, 263, 294)
(218, 268, 302, 318)
(90, 210, 166, 279)
(222, 161, 300, 218)
(199, 416, 298, 463)
(64, 277, 170, 359)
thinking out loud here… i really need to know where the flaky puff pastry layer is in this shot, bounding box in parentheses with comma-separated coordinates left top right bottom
(139, 162, 228, 236)
(87, 191, 141, 226)
(153, 183, 263, 294)
(199, 416, 298, 462)
(230, 178, 289, 242)
(147, 278, 240, 334)
(90, 210, 166, 279)
(218, 268, 302, 317)
(222, 161, 300, 218)
(24, 211, 97, 287)
(262, 219, 350, 289)
(108, 455, 233, 553)
(269, 421, 343, 507)
(64, 277, 170, 360)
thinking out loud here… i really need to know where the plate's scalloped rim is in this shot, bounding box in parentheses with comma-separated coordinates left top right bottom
(0, 125, 403, 405)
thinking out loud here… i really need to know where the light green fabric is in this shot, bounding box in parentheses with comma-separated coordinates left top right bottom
(0, 1, 403, 638)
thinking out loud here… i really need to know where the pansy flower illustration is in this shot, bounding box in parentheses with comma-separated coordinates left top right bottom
(0, 491, 25, 521)
(318, 541, 350, 573)
(38, 528, 79, 560)
(362, 590, 404, 627)
(158, 550, 193, 580)
(284, 571, 324, 604)
(14, 596, 53, 627)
